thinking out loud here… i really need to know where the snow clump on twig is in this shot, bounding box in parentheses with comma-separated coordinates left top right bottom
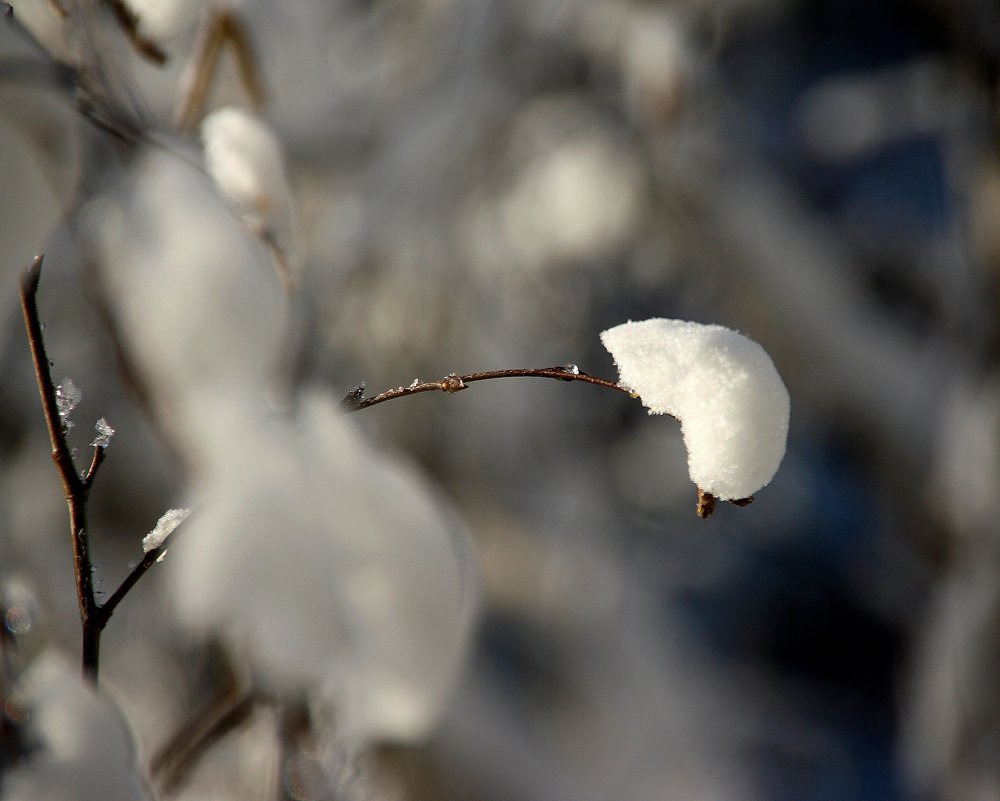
(142, 508, 191, 553)
(601, 318, 790, 501)
(200, 106, 296, 288)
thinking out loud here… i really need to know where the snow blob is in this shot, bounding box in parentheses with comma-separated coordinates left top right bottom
(601, 319, 790, 501)
(201, 106, 292, 238)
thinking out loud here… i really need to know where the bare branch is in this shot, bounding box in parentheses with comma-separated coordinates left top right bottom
(347, 364, 755, 517)
(45, 0, 69, 19)
(175, 8, 265, 132)
(102, 0, 168, 65)
(219, 9, 265, 109)
(152, 660, 255, 795)
(344, 365, 636, 412)
(19, 257, 84, 494)
(82, 444, 106, 487)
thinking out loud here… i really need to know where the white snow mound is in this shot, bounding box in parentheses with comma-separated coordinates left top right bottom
(601, 319, 790, 500)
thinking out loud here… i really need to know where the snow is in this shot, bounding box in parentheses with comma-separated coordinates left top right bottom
(92, 147, 289, 452)
(600, 319, 790, 500)
(55, 379, 81, 430)
(1, 651, 150, 801)
(90, 418, 114, 449)
(142, 508, 190, 553)
(201, 106, 292, 238)
(168, 393, 478, 743)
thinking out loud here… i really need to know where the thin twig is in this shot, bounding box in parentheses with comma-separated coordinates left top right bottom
(175, 7, 265, 132)
(100, 522, 187, 620)
(152, 653, 255, 795)
(156, 692, 255, 793)
(346, 365, 756, 517)
(219, 9, 265, 109)
(20, 257, 182, 681)
(20, 256, 106, 682)
(102, 0, 168, 65)
(44, 0, 69, 19)
(275, 698, 312, 801)
(174, 8, 225, 132)
(343, 366, 636, 412)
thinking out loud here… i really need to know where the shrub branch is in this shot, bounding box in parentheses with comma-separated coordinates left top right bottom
(344, 366, 753, 517)
(20, 256, 186, 683)
(342, 366, 636, 411)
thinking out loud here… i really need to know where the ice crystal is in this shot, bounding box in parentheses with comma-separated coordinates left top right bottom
(55, 379, 81, 430)
(143, 508, 191, 553)
(91, 418, 115, 448)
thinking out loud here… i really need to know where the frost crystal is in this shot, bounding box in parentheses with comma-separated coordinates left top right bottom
(55, 379, 81, 430)
(143, 508, 191, 553)
(91, 418, 115, 448)
(601, 319, 790, 500)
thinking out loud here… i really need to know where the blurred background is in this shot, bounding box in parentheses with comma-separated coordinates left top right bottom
(2, 0, 999, 799)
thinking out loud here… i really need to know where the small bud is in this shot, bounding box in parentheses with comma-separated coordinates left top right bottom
(696, 489, 716, 519)
(339, 383, 367, 409)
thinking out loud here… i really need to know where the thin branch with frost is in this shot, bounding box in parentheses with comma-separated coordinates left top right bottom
(342, 366, 636, 411)
(20, 256, 106, 681)
(101, 509, 192, 622)
(19, 256, 189, 682)
(201, 106, 296, 291)
(345, 319, 790, 518)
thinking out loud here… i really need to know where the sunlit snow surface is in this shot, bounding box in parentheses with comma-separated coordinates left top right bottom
(601, 319, 789, 500)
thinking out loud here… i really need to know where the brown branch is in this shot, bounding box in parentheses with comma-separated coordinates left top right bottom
(219, 9, 265, 109)
(20, 258, 83, 489)
(102, 0, 168, 65)
(343, 366, 636, 412)
(155, 692, 255, 793)
(22, 258, 190, 680)
(345, 365, 757, 517)
(20, 256, 106, 682)
(100, 520, 188, 621)
(175, 8, 265, 132)
(83, 444, 106, 487)
(44, 0, 69, 19)
(152, 656, 255, 796)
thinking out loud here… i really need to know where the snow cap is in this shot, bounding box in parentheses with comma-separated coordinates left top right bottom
(201, 106, 292, 235)
(601, 319, 789, 500)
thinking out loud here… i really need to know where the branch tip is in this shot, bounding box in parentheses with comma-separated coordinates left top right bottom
(696, 489, 716, 519)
